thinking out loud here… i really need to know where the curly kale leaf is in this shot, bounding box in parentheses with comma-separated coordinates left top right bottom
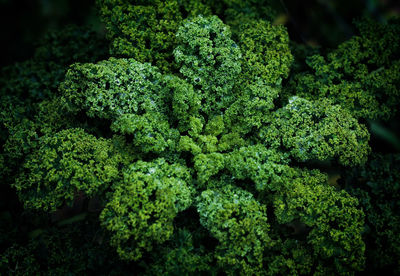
(100, 158, 193, 261)
(225, 19, 293, 133)
(61, 58, 198, 153)
(260, 97, 370, 166)
(274, 168, 366, 274)
(197, 184, 273, 275)
(13, 128, 126, 211)
(174, 15, 242, 116)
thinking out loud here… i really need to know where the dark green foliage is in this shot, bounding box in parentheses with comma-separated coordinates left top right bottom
(142, 228, 214, 275)
(0, 25, 108, 185)
(0, 219, 131, 276)
(0, 154, 4, 178)
(13, 128, 128, 211)
(1, 243, 41, 275)
(0, 25, 107, 102)
(344, 154, 400, 273)
(288, 41, 320, 74)
(273, 169, 365, 274)
(2, 98, 76, 163)
(287, 18, 400, 120)
(217, 0, 277, 31)
(264, 238, 314, 275)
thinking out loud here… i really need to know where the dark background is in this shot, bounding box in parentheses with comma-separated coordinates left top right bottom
(0, 0, 101, 66)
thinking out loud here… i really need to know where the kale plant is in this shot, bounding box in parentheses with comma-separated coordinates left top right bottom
(1, 1, 399, 275)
